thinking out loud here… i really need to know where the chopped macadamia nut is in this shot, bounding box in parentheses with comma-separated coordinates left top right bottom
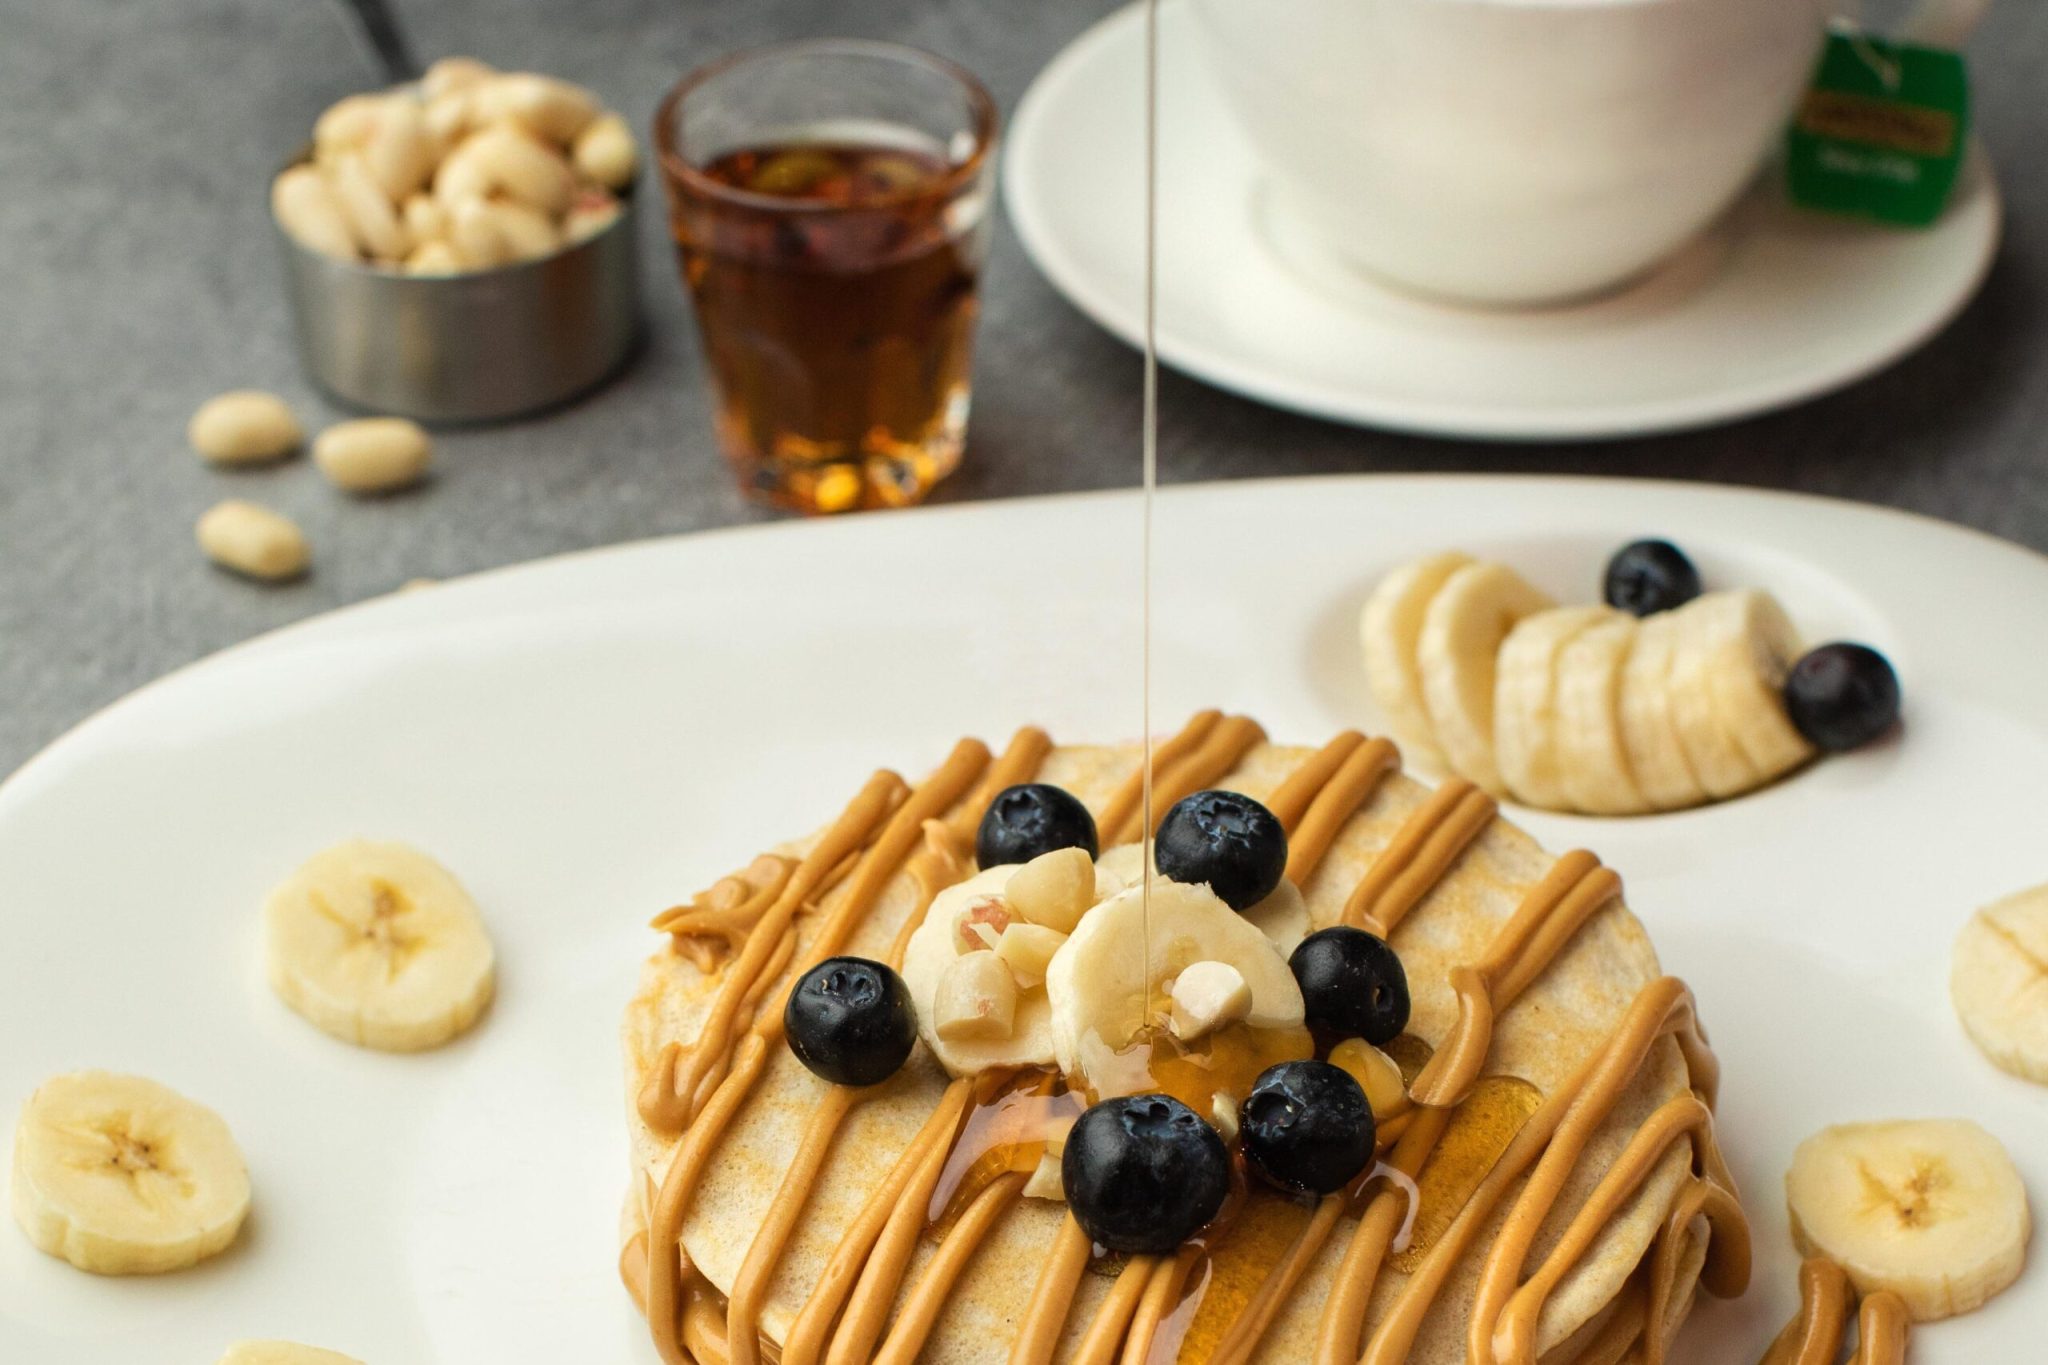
(935, 952, 1017, 1041)
(1167, 960, 1252, 1041)
(994, 922, 1066, 987)
(1005, 847, 1095, 933)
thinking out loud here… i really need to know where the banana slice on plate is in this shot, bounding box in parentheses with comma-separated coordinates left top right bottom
(1618, 611, 1708, 811)
(1952, 884, 2048, 1084)
(10, 1070, 251, 1275)
(1666, 593, 1766, 799)
(219, 1344, 364, 1365)
(1046, 880, 1305, 1100)
(1494, 604, 1618, 810)
(1786, 1117, 2030, 1321)
(264, 839, 496, 1052)
(1417, 561, 1556, 796)
(1554, 613, 1652, 816)
(1692, 589, 1815, 783)
(1360, 551, 1473, 771)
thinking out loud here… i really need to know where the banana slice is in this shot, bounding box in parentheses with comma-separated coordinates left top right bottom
(1094, 843, 1310, 956)
(1417, 561, 1556, 796)
(10, 1071, 251, 1275)
(264, 839, 497, 1052)
(1696, 589, 1816, 783)
(1493, 605, 1617, 810)
(902, 866, 1058, 1075)
(1786, 1117, 2030, 1321)
(1046, 880, 1305, 1100)
(1666, 595, 1765, 799)
(219, 1344, 364, 1365)
(1360, 551, 1473, 771)
(1952, 884, 2048, 1084)
(1618, 611, 1708, 811)
(1554, 614, 1652, 816)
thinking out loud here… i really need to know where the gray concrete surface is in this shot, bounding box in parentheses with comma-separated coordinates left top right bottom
(2, 0, 2044, 778)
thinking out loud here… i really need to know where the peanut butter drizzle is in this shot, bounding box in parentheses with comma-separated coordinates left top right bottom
(1759, 1257, 1852, 1365)
(1408, 851, 1622, 1109)
(653, 854, 798, 972)
(782, 1078, 973, 1365)
(1283, 737, 1400, 888)
(643, 744, 991, 1363)
(1315, 1105, 1451, 1365)
(723, 1085, 861, 1365)
(1125, 1247, 1203, 1364)
(1489, 1096, 1747, 1364)
(639, 770, 909, 1138)
(1852, 1291, 1909, 1365)
(1099, 711, 1223, 843)
(873, 1171, 1030, 1364)
(1357, 981, 1715, 1365)
(1009, 1214, 1096, 1365)
(1639, 1176, 1728, 1362)
(1073, 1255, 1164, 1365)
(1207, 1194, 1346, 1365)
(1342, 778, 1497, 937)
(1758, 1258, 1908, 1365)
(1101, 713, 1267, 846)
(825, 1085, 974, 1365)
(1263, 731, 1367, 830)
(725, 730, 1055, 1365)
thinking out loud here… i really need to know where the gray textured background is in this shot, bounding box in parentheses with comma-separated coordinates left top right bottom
(2, 0, 2043, 778)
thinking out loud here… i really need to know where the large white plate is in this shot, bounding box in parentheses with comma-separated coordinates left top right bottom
(1005, 2, 2003, 441)
(1, 477, 2043, 1361)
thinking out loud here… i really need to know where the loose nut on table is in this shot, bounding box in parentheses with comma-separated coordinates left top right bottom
(312, 417, 433, 494)
(188, 391, 302, 465)
(196, 500, 310, 581)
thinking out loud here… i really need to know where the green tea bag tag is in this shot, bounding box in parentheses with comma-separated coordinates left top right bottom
(1787, 27, 1970, 227)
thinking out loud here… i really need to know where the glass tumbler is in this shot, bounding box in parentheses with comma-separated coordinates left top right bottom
(655, 41, 999, 513)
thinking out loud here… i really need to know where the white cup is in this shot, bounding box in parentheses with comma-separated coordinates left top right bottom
(1189, 0, 1991, 307)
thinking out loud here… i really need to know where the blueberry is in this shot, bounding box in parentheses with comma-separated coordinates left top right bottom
(1289, 927, 1410, 1045)
(1603, 540, 1702, 617)
(1784, 643, 1901, 752)
(783, 956, 917, 1087)
(1240, 1060, 1375, 1195)
(1061, 1094, 1230, 1254)
(976, 783, 1099, 869)
(1154, 790, 1287, 911)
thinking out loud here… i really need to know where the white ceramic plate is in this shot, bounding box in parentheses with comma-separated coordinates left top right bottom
(2, 477, 2044, 1362)
(1005, 2, 2003, 441)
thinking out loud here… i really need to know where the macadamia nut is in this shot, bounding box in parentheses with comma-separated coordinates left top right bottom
(197, 500, 310, 581)
(188, 391, 302, 465)
(312, 418, 433, 493)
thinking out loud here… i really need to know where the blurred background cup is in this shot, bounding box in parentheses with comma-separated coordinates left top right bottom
(1190, 0, 1988, 308)
(655, 40, 998, 514)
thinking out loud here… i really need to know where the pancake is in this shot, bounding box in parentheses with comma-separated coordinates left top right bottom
(620, 717, 1749, 1363)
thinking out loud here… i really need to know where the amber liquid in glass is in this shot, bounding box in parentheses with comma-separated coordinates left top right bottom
(675, 139, 986, 514)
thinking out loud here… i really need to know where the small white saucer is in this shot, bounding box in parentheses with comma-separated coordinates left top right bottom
(1005, 1, 2003, 441)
